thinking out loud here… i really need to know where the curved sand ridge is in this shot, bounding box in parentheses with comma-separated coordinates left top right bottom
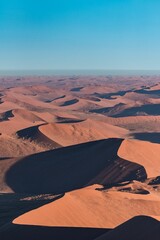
(118, 139, 160, 177)
(12, 109, 45, 122)
(38, 119, 129, 146)
(13, 185, 160, 229)
(0, 77, 160, 239)
(15, 118, 129, 147)
(0, 108, 46, 135)
(3, 137, 160, 233)
(16, 125, 61, 149)
(5, 138, 148, 194)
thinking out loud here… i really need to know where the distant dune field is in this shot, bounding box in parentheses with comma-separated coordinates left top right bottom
(0, 75, 160, 239)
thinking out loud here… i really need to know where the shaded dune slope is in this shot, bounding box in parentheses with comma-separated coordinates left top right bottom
(0, 109, 45, 124)
(0, 193, 62, 229)
(16, 125, 61, 149)
(112, 103, 160, 117)
(95, 216, 160, 240)
(59, 98, 79, 106)
(131, 132, 160, 144)
(6, 138, 147, 194)
(0, 110, 14, 122)
(0, 225, 109, 240)
(54, 115, 84, 123)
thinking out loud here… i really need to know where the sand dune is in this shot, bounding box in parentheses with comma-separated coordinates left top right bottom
(5, 138, 122, 193)
(16, 125, 61, 149)
(0, 75, 160, 239)
(38, 119, 129, 146)
(5, 138, 150, 195)
(118, 139, 160, 177)
(112, 103, 160, 117)
(0, 108, 45, 124)
(4, 136, 159, 196)
(12, 109, 45, 122)
(0, 193, 60, 227)
(13, 184, 160, 228)
(0, 134, 44, 158)
(11, 117, 129, 148)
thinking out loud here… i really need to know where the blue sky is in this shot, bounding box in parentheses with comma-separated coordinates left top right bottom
(0, 0, 160, 70)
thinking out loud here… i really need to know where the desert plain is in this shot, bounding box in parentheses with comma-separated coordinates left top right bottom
(0, 74, 160, 239)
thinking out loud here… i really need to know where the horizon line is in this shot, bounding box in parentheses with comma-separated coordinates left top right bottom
(1, 69, 160, 71)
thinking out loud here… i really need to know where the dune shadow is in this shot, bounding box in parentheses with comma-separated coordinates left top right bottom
(0, 157, 12, 161)
(91, 103, 160, 118)
(89, 103, 125, 115)
(135, 89, 160, 97)
(86, 97, 101, 102)
(16, 125, 61, 148)
(59, 98, 79, 106)
(0, 110, 14, 122)
(93, 90, 133, 99)
(112, 104, 160, 117)
(70, 87, 84, 92)
(0, 225, 110, 240)
(132, 132, 160, 144)
(51, 95, 66, 102)
(96, 181, 132, 190)
(97, 215, 160, 240)
(5, 138, 147, 194)
(55, 116, 85, 123)
(0, 193, 63, 228)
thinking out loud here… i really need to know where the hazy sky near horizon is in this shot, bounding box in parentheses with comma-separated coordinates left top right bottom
(0, 0, 160, 70)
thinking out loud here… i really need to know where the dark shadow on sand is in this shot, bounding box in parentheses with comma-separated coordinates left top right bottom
(112, 104, 160, 117)
(135, 89, 160, 97)
(0, 193, 63, 228)
(60, 98, 79, 106)
(0, 225, 110, 240)
(55, 116, 85, 124)
(70, 87, 84, 92)
(133, 132, 160, 144)
(5, 139, 147, 194)
(97, 216, 160, 240)
(0, 110, 14, 122)
(16, 125, 61, 148)
(89, 103, 125, 115)
(93, 90, 133, 99)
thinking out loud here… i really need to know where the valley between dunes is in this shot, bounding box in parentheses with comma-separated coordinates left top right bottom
(0, 75, 160, 239)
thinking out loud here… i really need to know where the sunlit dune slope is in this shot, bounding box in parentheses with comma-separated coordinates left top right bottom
(118, 139, 160, 177)
(38, 119, 129, 146)
(14, 185, 160, 229)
